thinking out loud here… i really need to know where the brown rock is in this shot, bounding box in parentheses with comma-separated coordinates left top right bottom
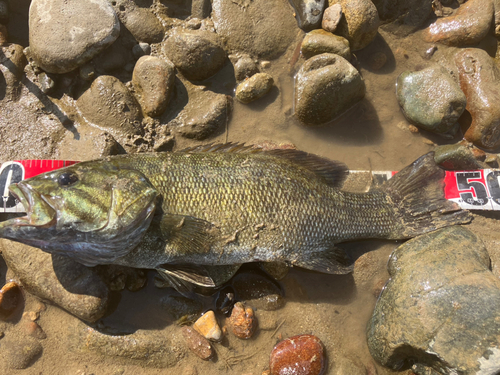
(193, 310, 222, 342)
(181, 326, 214, 360)
(0, 281, 22, 319)
(132, 56, 175, 117)
(330, 0, 380, 51)
(269, 334, 326, 375)
(456, 48, 500, 150)
(24, 321, 47, 340)
(235, 73, 274, 104)
(228, 302, 257, 339)
(423, 0, 494, 46)
(0, 240, 109, 323)
(322, 3, 343, 33)
(301, 29, 351, 60)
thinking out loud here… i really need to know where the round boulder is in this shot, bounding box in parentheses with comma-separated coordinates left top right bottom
(295, 53, 365, 125)
(162, 29, 226, 81)
(29, 0, 120, 73)
(396, 66, 466, 136)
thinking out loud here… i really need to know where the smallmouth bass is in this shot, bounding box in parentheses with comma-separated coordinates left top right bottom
(0, 144, 472, 290)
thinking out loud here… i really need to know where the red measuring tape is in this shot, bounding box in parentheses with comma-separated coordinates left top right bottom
(1, 160, 499, 213)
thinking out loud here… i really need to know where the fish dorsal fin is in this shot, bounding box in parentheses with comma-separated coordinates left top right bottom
(180, 143, 349, 188)
(264, 149, 348, 188)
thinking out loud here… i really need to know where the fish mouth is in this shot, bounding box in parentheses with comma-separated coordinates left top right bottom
(1, 183, 57, 228)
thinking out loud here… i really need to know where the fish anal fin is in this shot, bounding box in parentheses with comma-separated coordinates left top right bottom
(159, 214, 218, 255)
(292, 245, 354, 274)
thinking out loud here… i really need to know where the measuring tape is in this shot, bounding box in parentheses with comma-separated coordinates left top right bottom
(1, 160, 499, 213)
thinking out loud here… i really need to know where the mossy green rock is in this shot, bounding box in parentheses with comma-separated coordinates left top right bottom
(367, 226, 500, 374)
(396, 66, 466, 136)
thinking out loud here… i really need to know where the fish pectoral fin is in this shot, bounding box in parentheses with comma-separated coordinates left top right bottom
(292, 245, 354, 274)
(159, 214, 218, 255)
(157, 264, 216, 288)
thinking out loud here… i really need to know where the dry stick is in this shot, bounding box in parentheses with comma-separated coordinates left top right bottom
(271, 319, 286, 338)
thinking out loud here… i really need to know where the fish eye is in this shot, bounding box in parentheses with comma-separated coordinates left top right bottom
(57, 172, 79, 187)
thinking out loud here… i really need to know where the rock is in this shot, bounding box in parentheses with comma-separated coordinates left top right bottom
(159, 293, 203, 323)
(295, 53, 365, 125)
(235, 73, 274, 104)
(112, 0, 164, 44)
(368, 51, 387, 70)
(269, 334, 326, 375)
(92, 40, 133, 74)
(28, 0, 120, 73)
(76, 75, 143, 150)
(212, 0, 298, 59)
(182, 364, 199, 375)
(193, 310, 222, 342)
(423, 0, 494, 46)
(259, 262, 289, 281)
(95, 265, 147, 292)
(172, 86, 232, 140)
(0, 240, 109, 322)
(228, 302, 257, 339)
(0, 335, 43, 370)
(0, 281, 22, 320)
(322, 3, 343, 33)
(330, 0, 380, 51)
(434, 143, 488, 170)
(181, 326, 213, 360)
(132, 56, 175, 117)
(232, 54, 259, 82)
(395, 66, 466, 136)
(371, 0, 433, 32)
(163, 29, 226, 81)
(290, 0, 326, 31)
(132, 42, 151, 58)
(456, 48, 500, 151)
(301, 29, 351, 60)
(69, 321, 183, 367)
(367, 226, 500, 374)
(0, 43, 26, 101)
(24, 321, 47, 340)
(215, 286, 236, 316)
(231, 270, 285, 311)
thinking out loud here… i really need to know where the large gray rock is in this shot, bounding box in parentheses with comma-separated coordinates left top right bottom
(0, 240, 109, 322)
(162, 29, 226, 81)
(76, 75, 143, 150)
(367, 226, 500, 375)
(212, 0, 298, 59)
(295, 53, 365, 125)
(396, 66, 466, 136)
(29, 0, 120, 73)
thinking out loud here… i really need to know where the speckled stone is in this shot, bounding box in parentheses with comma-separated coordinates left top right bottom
(228, 302, 257, 339)
(235, 73, 274, 104)
(270, 334, 326, 375)
(181, 326, 213, 360)
(396, 66, 465, 136)
(368, 226, 500, 374)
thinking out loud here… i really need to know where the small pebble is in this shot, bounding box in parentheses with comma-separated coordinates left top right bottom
(269, 334, 326, 375)
(322, 3, 342, 33)
(228, 302, 257, 339)
(0, 281, 22, 319)
(25, 321, 47, 340)
(235, 73, 274, 103)
(39, 72, 55, 94)
(369, 52, 387, 71)
(193, 310, 222, 342)
(181, 326, 214, 360)
(408, 125, 419, 133)
(23, 311, 39, 321)
(132, 42, 151, 58)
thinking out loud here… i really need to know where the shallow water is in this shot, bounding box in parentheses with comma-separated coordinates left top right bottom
(1, 1, 500, 374)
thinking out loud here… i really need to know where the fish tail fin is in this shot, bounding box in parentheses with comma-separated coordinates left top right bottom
(383, 152, 472, 239)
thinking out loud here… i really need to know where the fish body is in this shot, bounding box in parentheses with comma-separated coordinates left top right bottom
(0, 144, 471, 287)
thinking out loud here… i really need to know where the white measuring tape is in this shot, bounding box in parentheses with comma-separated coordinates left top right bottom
(0, 160, 499, 213)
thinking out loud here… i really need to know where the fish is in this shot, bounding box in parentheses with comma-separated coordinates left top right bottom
(0, 144, 472, 292)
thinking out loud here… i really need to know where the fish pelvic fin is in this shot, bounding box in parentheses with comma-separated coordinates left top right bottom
(291, 245, 354, 274)
(383, 152, 473, 239)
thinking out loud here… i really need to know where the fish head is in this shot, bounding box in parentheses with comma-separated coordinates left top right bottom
(0, 161, 159, 266)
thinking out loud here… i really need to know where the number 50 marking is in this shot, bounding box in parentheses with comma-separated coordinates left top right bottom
(456, 171, 500, 206)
